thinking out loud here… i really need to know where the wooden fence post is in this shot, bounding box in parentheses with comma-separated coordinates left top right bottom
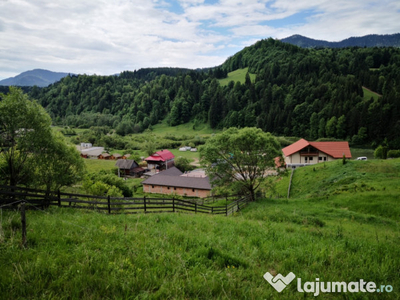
(144, 196, 147, 213)
(172, 197, 175, 213)
(226, 203, 228, 216)
(57, 190, 61, 207)
(195, 202, 197, 214)
(211, 207, 213, 215)
(107, 195, 111, 214)
(21, 202, 27, 248)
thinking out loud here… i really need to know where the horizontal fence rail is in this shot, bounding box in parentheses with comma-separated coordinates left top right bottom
(0, 185, 249, 216)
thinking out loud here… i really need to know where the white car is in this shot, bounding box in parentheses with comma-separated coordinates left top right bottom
(356, 156, 367, 161)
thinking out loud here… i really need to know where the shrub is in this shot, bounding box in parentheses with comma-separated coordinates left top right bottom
(387, 150, 400, 158)
(374, 145, 388, 159)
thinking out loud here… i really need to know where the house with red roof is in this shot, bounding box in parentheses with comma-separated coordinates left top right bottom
(144, 149, 175, 172)
(282, 139, 351, 169)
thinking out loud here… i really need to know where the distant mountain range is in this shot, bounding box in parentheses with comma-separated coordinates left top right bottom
(0, 69, 73, 87)
(280, 33, 400, 48)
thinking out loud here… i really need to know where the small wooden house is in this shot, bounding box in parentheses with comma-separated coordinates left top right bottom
(112, 153, 122, 160)
(98, 153, 111, 160)
(115, 159, 145, 177)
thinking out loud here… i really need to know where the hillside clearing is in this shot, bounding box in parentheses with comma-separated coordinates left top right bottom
(218, 67, 256, 86)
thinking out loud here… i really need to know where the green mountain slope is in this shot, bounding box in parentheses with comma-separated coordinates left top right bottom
(28, 39, 400, 147)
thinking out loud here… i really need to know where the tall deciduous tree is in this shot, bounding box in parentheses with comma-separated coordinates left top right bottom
(0, 87, 85, 190)
(0, 87, 52, 186)
(34, 131, 85, 192)
(200, 127, 281, 201)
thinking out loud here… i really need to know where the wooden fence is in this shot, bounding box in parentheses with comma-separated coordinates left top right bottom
(0, 185, 248, 216)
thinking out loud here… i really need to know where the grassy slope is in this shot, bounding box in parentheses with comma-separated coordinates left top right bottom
(151, 120, 217, 136)
(1, 160, 399, 299)
(273, 159, 400, 218)
(219, 67, 256, 86)
(363, 87, 381, 101)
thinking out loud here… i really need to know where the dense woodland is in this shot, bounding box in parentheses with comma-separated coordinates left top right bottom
(26, 39, 400, 148)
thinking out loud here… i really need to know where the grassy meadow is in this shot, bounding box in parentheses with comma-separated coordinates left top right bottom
(363, 87, 381, 101)
(218, 68, 256, 86)
(1, 159, 399, 299)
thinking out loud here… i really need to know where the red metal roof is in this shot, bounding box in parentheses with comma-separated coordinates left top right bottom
(282, 139, 351, 159)
(145, 149, 175, 162)
(282, 139, 309, 157)
(309, 141, 352, 158)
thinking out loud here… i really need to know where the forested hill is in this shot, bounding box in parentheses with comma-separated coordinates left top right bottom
(30, 38, 400, 147)
(281, 33, 400, 48)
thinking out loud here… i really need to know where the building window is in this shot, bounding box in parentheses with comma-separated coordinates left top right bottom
(324, 157, 327, 161)
(319, 157, 322, 161)
(152, 185, 154, 188)
(309, 157, 313, 161)
(192, 189, 195, 192)
(167, 187, 170, 190)
(305, 157, 308, 162)
(174, 187, 176, 191)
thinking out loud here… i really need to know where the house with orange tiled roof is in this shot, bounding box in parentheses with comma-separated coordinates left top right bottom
(282, 139, 351, 169)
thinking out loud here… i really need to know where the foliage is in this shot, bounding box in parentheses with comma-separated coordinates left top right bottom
(28, 41, 400, 146)
(387, 149, 400, 158)
(0, 87, 52, 186)
(83, 172, 132, 197)
(33, 131, 86, 192)
(174, 156, 195, 173)
(141, 140, 156, 157)
(0, 88, 84, 191)
(200, 127, 281, 201)
(374, 145, 388, 159)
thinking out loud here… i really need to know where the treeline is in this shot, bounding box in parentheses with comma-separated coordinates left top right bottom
(30, 39, 400, 147)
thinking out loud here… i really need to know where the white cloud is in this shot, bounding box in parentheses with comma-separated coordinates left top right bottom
(0, 0, 399, 80)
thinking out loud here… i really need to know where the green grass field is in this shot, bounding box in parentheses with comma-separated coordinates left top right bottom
(84, 159, 117, 173)
(218, 68, 256, 86)
(151, 120, 217, 137)
(363, 87, 381, 101)
(1, 159, 399, 299)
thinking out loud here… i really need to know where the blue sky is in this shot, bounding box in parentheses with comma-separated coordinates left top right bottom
(0, 0, 399, 80)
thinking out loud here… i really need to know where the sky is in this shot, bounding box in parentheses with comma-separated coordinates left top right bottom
(1, 0, 399, 80)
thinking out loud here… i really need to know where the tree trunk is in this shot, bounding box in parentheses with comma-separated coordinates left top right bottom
(249, 186, 256, 202)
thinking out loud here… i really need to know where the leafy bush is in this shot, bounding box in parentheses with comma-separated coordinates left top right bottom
(83, 173, 132, 197)
(175, 156, 195, 172)
(387, 150, 400, 158)
(374, 145, 388, 159)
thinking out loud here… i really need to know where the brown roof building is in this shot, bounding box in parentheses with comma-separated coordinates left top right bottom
(282, 138, 352, 169)
(142, 167, 212, 198)
(115, 159, 144, 177)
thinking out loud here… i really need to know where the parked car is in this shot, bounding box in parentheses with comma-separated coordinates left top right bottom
(356, 156, 367, 161)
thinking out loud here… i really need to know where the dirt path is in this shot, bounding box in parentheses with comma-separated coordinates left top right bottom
(191, 158, 201, 167)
